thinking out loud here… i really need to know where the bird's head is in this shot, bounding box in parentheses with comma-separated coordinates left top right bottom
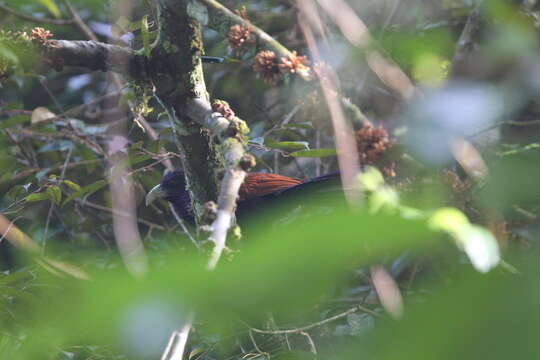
(146, 170, 194, 221)
(145, 170, 187, 206)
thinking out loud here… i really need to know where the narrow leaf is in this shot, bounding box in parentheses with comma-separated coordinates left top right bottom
(141, 15, 151, 57)
(290, 148, 337, 157)
(46, 185, 62, 205)
(0, 115, 30, 130)
(62, 180, 81, 192)
(37, 0, 61, 18)
(265, 140, 309, 152)
(25, 193, 50, 203)
(62, 180, 107, 206)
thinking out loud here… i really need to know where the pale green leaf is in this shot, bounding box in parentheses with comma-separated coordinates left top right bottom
(290, 148, 337, 158)
(62, 180, 107, 206)
(428, 207, 470, 234)
(46, 185, 62, 205)
(25, 193, 50, 203)
(37, 0, 61, 18)
(264, 140, 309, 152)
(359, 166, 385, 192)
(141, 15, 151, 58)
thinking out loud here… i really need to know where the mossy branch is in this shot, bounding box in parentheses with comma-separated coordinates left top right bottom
(44, 40, 147, 77)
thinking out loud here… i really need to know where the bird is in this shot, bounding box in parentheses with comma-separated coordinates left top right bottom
(145, 171, 343, 224)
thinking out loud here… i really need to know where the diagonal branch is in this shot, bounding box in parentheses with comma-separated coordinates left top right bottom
(199, 0, 292, 58)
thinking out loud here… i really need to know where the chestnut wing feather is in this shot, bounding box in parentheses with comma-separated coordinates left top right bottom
(239, 173, 302, 201)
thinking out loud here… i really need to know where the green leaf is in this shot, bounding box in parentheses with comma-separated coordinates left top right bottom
(25, 192, 50, 203)
(290, 148, 337, 158)
(359, 166, 385, 192)
(37, 0, 61, 18)
(428, 207, 470, 235)
(62, 180, 81, 192)
(264, 140, 309, 152)
(62, 180, 107, 206)
(428, 208, 500, 273)
(46, 185, 62, 205)
(456, 225, 500, 273)
(141, 15, 151, 57)
(0, 44, 18, 64)
(0, 115, 30, 130)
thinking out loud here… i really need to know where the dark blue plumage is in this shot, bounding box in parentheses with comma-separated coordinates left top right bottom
(158, 171, 342, 224)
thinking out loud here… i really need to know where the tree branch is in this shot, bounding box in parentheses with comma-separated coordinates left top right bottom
(154, 1, 251, 358)
(43, 40, 146, 78)
(198, 0, 292, 58)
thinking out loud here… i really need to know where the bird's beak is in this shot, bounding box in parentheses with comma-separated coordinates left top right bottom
(145, 184, 166, 206)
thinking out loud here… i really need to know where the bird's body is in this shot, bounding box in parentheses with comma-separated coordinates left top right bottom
(147, 171, 342, 224)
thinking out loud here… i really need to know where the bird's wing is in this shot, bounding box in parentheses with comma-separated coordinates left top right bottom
(237, 172, 343, 221)
(239, 173, 303, 201)
(271, 172, 342, 201)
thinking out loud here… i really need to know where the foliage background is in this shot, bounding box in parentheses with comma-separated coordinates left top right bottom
(1, 0, 540, 359)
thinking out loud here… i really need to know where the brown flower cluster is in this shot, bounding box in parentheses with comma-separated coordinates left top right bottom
(212, 99, 235, 119)
(253, 50, 282, 85)
(253, 50, 313, 85)
(30, 27, 53, 44)
(279, 51, 310, 77)
(228, 24, 254, 54)
(355, 124, 393, 165)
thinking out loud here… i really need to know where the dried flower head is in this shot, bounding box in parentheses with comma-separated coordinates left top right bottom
(355, 124, 394, 165)
(30, 27, 53, 44)
(212, 99, 235, 120)
(253, 50, 281, 85)
(239, 153, 256, 171)
(279, 51, 311, 78)
(228, 24, 254, 54)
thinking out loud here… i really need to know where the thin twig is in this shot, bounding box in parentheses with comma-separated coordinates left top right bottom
(62, 0, 98, 41)
(160, 313, 195, 360)
(78, 199, 165, 230)
(300, 331, 317, 354)
(468, 119, 540, 140)
(168, 203, 199, 251)
(248, 330, 265, 355)
(296, 3, 362, 205)
(246, 305, 379, 335)
(450, 3, 483, 73)
(0, 2, 75, 25)
(6, 159, 101, 184)
(43, 147, 73, 253)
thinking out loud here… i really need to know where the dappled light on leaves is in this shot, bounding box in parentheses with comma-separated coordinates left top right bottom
(1, 0, 540, 359)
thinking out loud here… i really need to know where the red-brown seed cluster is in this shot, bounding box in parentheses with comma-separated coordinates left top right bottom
(212, 99, 235, 119)
(228, 24, 254, 54)
(253, 50, 282, 85)
(355, 124, 394, 165)
(30, 27, 53, 44)
(279, 51, 310, 76)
